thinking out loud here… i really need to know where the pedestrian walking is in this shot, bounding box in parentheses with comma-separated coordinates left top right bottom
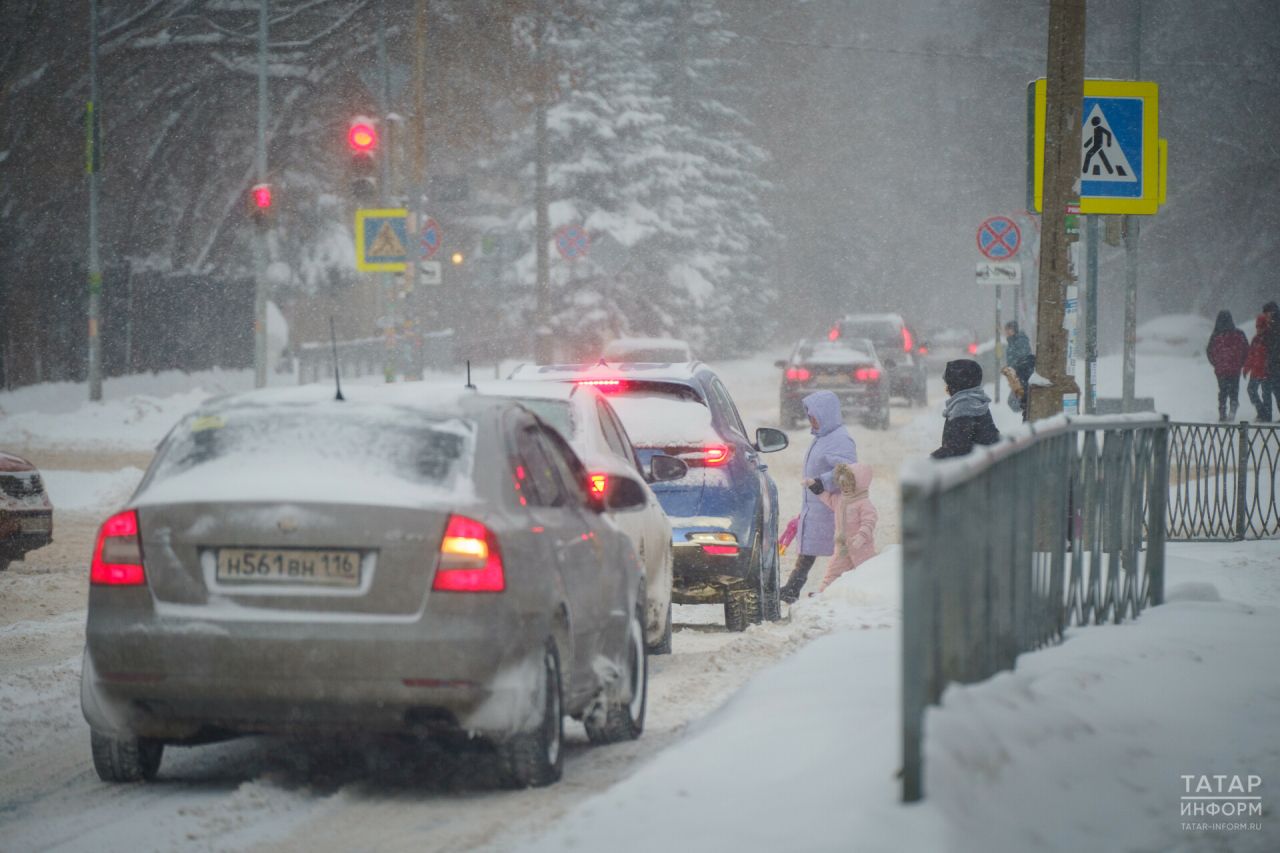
(813, 462, 878, 593)
(1206, 310, 1249, 422)
(779, 390, 858, 604)
(931, 359, 1000, 458)
(1243, 312, 1272, 422)
(1261, 302, 1280, 421)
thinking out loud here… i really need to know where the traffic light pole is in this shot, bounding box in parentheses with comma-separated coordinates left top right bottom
(87, 0, 103, 402)
(377, 2, 396, 383)
(533, 1, 552, 365)
(253, 0, 269, 389)
(407, 0, 428, 381)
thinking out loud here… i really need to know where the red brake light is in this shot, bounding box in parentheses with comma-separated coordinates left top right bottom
(917, 346, 929, 355)
(967, 342, 979, 355)
(91, 509, 145, 586)
(681, 444, 732, 467)
(589, 472, 609, 497)
(434, 515, 505, 592)
(854, 367, 880, 381)
(701, 544, 739, 556)
(902, 326, 914, 352)
(828, 326, 840, 341)
(575, 379, 624, 392)
(785, 366, 812, 382)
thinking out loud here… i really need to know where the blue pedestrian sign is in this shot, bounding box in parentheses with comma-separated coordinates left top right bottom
(1030, 79, 1163, 216)
(355, 208, 408, 272)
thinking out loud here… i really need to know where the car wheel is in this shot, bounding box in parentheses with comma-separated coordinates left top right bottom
(759, 535, 782, 623)
(724, 588, 758, 632)
(649, 601, 673, 655)
(91, 729, 163, 782)
(585, 607, 648, 744)
(497, 640, 564, 788)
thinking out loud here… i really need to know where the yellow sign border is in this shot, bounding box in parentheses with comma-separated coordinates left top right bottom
(1033, 79, 1161, 215)
(355, 208, 408, 272)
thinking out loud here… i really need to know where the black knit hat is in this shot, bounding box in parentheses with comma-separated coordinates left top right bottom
(943, 359, 983, 391)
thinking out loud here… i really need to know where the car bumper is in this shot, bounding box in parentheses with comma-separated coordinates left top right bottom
(81, 596, 549, 742)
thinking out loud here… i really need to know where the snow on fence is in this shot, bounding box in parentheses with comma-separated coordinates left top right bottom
(1165, 421, 1280, 541)
(898, 414, 1170, 802)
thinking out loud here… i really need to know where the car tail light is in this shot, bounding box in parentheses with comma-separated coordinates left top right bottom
(902, 326, 914, 352)
(785, 366, 812, 382)
(967, 342, 979, 355)
(575, 379, 624, 392)
(702, 545, 739, 556)
(91, 509, 145, 586)
(680, 445, 732, 467)
(917, 346, 929, 355)
(854, 367, 881, 381)
(690, 531, 739, 556)
(827, 326, 840, 341)
(434, 515, 505, 592)
(588, 472, 609, 498)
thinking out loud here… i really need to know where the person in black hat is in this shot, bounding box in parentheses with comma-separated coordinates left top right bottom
(931, 359, 1001, 459)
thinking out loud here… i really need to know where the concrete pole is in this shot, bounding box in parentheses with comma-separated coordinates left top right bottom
(87, 0, 103, 401)
(377, 0, 395, 382)
(253, 0, 269, 389)
(408, 0, 428, 380)
(533, 2, 552, 364)
(1121, 0, 1143, 411)
(1029, 0, 1087, 421)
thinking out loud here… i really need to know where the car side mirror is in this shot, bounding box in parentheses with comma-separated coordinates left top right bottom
(648, 454, 688, 483)
(773, 359, 787, 369)
(605, 474, 649, 512)
(755, 427, 789, 453)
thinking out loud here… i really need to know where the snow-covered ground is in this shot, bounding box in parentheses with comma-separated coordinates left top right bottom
(1, 332, 1277, 852)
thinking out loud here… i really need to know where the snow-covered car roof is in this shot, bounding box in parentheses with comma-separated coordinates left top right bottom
(509, 361, 705, 384)
(0, 451, 38, 473)
(793, 339, 880, 365)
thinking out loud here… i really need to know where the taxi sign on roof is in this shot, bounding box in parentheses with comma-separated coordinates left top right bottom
(1029, 79, 1163, 216)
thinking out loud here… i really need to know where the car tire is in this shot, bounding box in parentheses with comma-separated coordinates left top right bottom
(91, 729, 163, 783)
(759, 536, 782, 623)
(585, 607, 648, 744)
(497, 641, 564, 788)
(724, 588, 758, 633)
(649, 601, 673, 655)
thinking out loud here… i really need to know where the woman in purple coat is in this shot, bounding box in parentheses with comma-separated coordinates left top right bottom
(779, 390, 859, 603)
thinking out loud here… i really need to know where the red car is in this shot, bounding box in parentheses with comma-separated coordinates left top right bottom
(0, 451, 54, 571)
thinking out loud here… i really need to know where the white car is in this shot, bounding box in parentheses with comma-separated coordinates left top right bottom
(602, 337, 694, 364)
(468, 380, 687, 653)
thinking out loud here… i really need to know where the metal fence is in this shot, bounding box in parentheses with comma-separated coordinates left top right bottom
(1166, 421, 1280, 541)
(295, 330, 455, 385)
(899, 414, 1170, 802)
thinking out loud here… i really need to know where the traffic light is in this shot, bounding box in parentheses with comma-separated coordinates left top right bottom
(347, 116, 378, 201)
(249, 182, 273, 223)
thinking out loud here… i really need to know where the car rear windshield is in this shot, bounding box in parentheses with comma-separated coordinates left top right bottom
(146, 404, 473, 492)
(608, 391, 718, 448)
(509, 398, 574, 437)
(800, 341, 874, 363)
(841, 319, 900, 342)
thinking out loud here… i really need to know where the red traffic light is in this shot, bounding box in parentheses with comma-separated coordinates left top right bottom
(251, 183, 272, 209)
(348, 121, 377, 154)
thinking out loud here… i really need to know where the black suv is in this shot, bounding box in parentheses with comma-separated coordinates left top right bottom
(828, 313, 928, 406)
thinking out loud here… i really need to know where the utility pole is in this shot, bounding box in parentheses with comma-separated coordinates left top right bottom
(533, 1, 552, 365)
(1029, 0, 1087, 421)
(377, 0, 396, 382)
(253, 0, 269, 389)
(87, 0, 103, 401)
(408, 0, 428, 380)
(1121, 0, 1142, 411)
(1084, 213, 1099, 413)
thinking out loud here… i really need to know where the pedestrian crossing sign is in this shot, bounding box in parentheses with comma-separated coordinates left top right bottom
(1030, 79, 1162, 215)
(355, 208, 409, 271)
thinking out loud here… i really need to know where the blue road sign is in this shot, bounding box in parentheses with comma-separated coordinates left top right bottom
(355, 209, 408, 272)
(1080, 96, 1143, 199)
(977, 216, 1021, 261)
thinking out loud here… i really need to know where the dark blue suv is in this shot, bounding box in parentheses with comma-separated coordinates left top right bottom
(509, 362, 789, 631)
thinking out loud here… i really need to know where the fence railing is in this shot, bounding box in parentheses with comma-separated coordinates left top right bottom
(1165, 421, 1280, 541)
(899, 414, 1170, 802)
(295, 330, 455, 385)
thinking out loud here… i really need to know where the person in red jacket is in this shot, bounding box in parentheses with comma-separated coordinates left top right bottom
(1244, 312, 1272, 422)
(1206, 310, 1249, 422)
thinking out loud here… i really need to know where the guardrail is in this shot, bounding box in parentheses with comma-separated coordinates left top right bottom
(1166, 421, 1280, 541)
(899, 414, 1170, 802)
(295, 330, 455, 385)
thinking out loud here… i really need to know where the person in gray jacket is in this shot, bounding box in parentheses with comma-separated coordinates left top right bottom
(931, 359, 1001, 459)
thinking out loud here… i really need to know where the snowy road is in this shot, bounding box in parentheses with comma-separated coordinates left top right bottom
(0, 354, 938, 852)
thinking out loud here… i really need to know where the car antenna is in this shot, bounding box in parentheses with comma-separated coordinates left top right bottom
(465, 359, 476, 390)
(329, 316, 345, 401)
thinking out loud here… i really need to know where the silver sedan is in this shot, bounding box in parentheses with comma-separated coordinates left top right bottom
(81, 385, 650, 788)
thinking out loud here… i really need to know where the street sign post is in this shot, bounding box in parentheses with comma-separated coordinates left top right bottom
(355, 208, 408, 272)
(976, 216, 1022, 261)
(975, 262, 1022, 285)
(1031, 79, 1162, 215)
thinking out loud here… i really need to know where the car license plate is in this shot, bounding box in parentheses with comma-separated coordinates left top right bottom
(813, 374, 850, 387)
(19, 515, 51, 534)
(215, 548, 362, 588)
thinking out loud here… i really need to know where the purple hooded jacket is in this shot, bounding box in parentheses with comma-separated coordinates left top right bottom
(795, 391, 859, 556)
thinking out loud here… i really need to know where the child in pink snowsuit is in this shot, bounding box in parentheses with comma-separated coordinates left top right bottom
(815, 462, 877, 592)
